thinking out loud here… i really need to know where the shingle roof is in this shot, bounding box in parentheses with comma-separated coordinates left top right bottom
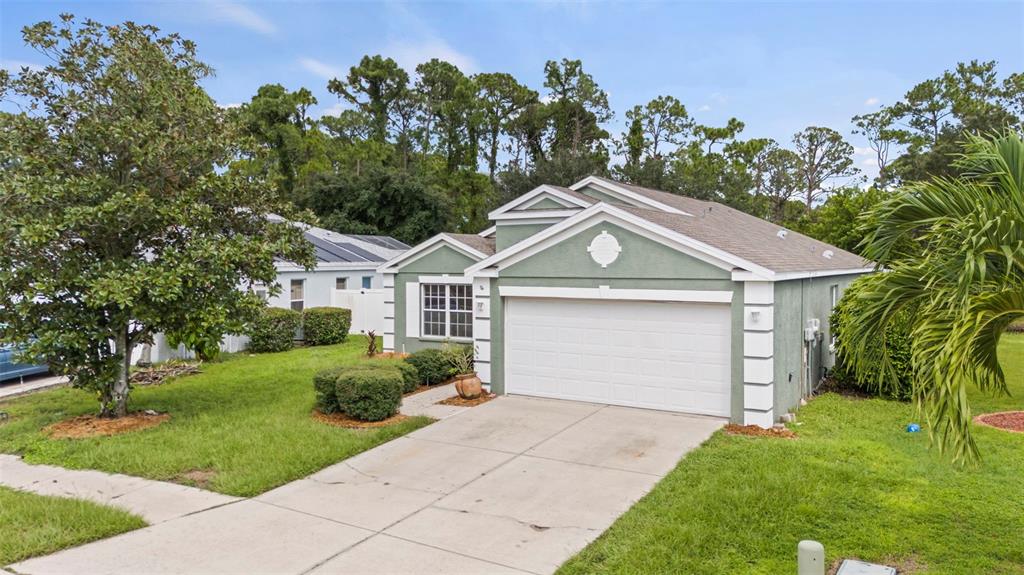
(584, 177, 868, 273)
(446, 233, 497, 257)
(547, 185, 599, 206)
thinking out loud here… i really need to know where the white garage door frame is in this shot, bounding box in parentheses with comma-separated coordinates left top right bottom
(500, 286, 734, 417)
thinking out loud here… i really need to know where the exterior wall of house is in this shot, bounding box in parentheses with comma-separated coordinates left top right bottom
(482, 222, 748, 423)
(495, 222, 554, 251)
(771, 272, 865, 417)
(523, 197, 568, 210)
(266, 269, 380, 311)
(391, 245, 479, 354)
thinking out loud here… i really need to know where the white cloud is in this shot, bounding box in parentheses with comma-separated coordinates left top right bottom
(385, 38, 477, 74)
(219, 102, 242, 109)
(299, 57, 342, 81)
(864, 97, 880, 106)
(1, 60, 44, 72)
(205, 1, 276, 36)
(853, 146, 874, 156)
(317, 102, 347, 118)
(861, 158, 876, 166)
(697, 104, 712, 112)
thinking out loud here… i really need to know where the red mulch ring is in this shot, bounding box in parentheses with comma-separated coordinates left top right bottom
(312, 409, 409, 429)
(438, 393, 496, 407)
(974, 411, 1024, 433)
(45, 412, 170, 439)
(724, 423, 797, 439)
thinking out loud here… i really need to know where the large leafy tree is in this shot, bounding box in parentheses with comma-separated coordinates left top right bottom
(791, 126, 859, 211)
(837, 132, 1024, 462)
(0, 16, 313, 417)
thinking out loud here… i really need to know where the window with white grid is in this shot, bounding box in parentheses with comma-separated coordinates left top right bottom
(422, 284, 473, 340)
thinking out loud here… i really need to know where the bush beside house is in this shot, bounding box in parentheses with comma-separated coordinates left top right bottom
(830, 278, 914, 400)
(247, 308, 302, 353)
(303, 307, 352, 346)
(313, 359, 419, 420)
(404, 348, 450, 385)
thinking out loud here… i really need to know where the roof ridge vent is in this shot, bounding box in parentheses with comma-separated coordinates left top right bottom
(777, 229, 788, 239)
(823, 250, 834, 259)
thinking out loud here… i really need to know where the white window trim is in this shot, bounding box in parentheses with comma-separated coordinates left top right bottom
(421, 283, 473, 342)
(418, 275, 472, 285)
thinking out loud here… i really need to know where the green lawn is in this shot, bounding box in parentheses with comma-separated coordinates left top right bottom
(559, 334, 1024, 575)
(0, 337, 431, 496)
(0, 487, 146, 565)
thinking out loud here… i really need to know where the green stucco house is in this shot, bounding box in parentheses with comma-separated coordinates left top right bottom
(378, 176, 871, 427)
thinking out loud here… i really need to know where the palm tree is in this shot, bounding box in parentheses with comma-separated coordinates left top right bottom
(841, 131, 1024, 463)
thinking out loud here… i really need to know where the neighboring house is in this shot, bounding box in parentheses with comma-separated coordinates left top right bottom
(262, 225, 410, 312)
(379, 176, 871, 428)
(137, 224, 409, 364)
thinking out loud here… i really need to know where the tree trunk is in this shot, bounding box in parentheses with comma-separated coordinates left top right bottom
(110, 325, 131, 418)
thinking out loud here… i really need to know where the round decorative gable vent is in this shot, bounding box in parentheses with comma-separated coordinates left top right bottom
(587, 230, 622, 268)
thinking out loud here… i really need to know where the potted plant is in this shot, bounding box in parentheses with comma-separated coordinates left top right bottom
(446, 344, 481, 399)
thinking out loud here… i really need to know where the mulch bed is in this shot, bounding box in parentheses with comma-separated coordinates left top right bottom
(438, 393, 496, 407)
(45, 411, 171, 439)
(369, 352, 410, 360)
(724, 423, 797, 439)
(974, 411, 1024, 433)
(130, 362, 200, 386)
(312, 409, 409, 429)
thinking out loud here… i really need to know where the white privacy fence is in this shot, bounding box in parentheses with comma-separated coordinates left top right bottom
(331, 289, 386, 335)
(130, 289, 384, 365)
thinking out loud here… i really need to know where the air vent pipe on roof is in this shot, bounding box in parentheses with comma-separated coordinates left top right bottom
(777, 230, 788, 239)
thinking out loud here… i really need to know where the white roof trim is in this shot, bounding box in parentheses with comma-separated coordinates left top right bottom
(492, 209, 582, 221)
(477, 225, 496, 237)
(487, 185, 593, 219)
(732, 267, 875, 282)
(276, 261, 380, 272)
(377, 233, 487, 274)
(464, 203, 775, 279)
(569, 176, 691, 216)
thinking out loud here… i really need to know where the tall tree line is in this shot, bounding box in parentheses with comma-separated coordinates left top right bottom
(229, 56, 1022, 248)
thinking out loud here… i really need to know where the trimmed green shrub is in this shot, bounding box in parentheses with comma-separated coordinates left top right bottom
(335, 368, 403, 421)
(246, 307, 301, 353)
(313, 367, 347, 414)
(830, 278, 914, 400)
(303, 307, 352, 346)
(391, 361, 421, 393)
(404, 348, 450, 385)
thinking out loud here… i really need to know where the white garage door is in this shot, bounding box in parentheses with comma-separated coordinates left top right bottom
(505, 298, 732, 416)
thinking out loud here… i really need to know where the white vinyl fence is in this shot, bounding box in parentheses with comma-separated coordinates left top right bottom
(331, 289, 386, 335)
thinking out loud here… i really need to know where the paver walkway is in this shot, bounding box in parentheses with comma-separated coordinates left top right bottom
(8, 396, 725, 575)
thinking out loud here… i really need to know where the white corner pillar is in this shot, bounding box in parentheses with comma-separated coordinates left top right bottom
(743, 281, 775, 428)
(472, 277, 492, 385)
(382, 272, 396, 352)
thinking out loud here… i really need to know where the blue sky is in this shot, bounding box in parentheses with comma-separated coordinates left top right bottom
(2, 1, 1022, 181)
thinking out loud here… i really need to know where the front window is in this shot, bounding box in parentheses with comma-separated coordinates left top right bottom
(422, 284, 473, 339)
(290, 279, 304, 311)
(335, 277, 348, 290)
(362, 276, 373, 289)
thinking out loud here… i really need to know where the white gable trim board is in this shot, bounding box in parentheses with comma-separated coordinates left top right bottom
(465, 203, 773, 279)
(569, 176, 691, 216)
(487, 184, 593, 219)
(378, 234, 486, 274)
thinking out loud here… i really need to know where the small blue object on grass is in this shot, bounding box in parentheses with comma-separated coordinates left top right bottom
(906, 423, 921, 433)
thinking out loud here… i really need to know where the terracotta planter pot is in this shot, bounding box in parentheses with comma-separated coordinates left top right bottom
(453, 372, 482, 399)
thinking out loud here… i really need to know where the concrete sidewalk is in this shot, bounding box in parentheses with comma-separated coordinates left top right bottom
(0, 454, 238, 524)
(9, 396, 724, 575)
(0, 375, 66, 401)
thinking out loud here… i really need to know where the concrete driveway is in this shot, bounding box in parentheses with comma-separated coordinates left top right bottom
(11, 396, 724, 575)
